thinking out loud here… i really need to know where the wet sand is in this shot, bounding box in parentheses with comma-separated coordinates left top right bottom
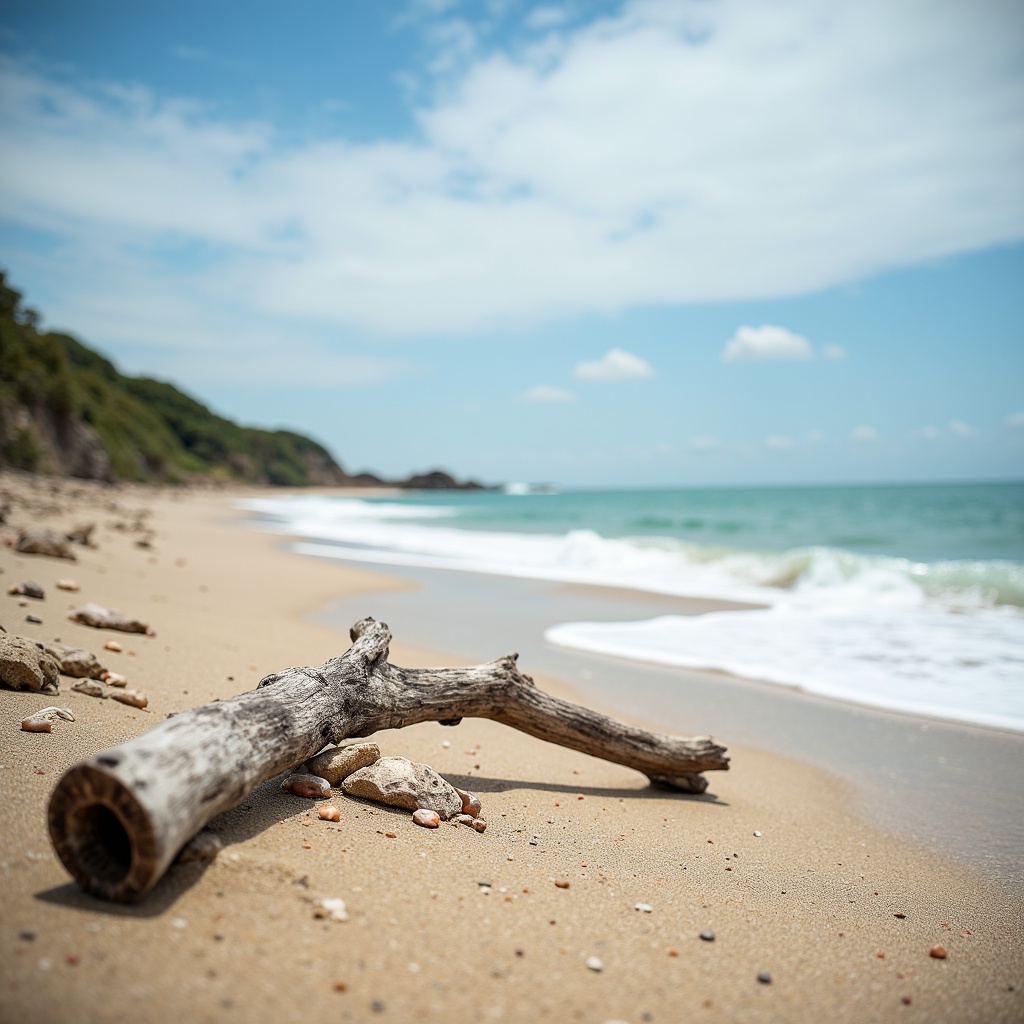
(0, 475, 1021, 1024)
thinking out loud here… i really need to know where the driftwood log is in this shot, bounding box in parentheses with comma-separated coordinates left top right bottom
(48, 618, 729, 902)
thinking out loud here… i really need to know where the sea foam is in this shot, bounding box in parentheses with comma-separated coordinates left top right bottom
(240, 494, 1024, 732)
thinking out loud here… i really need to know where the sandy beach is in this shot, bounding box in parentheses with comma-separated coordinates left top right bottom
(1, 473, 1022, 1024)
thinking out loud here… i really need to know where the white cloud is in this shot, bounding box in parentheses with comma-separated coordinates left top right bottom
(821, 344, 847, 360)
(572, 348, 653, 381)
(806, 429, 826, 443)
(948, 419, 978, 438)
(523, 384, 575, 402)
(688, 435, 721, 452)
(722, 325, 812, 362)
(0, 0, 1022, 351)
(921, 425, 941, 439)
(1007, 411, 1024, 427)
(851, 425, 878, 442)
(765, 434, 793, 448)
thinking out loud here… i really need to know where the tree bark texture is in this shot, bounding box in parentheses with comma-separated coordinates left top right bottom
(48, 618, 729, 902)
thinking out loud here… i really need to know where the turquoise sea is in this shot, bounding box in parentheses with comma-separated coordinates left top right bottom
(242, 481, 1024, 731)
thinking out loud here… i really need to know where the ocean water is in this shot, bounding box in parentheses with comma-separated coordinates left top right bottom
(240, 482, 1024, 732)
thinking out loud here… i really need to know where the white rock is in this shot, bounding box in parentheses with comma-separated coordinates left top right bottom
(635, 902, 653, 913)
(586, 956, 603, 972)
(342, 756, 463, 820)
(315, 898, 349, 922)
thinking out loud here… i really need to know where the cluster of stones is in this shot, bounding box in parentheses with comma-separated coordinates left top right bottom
(281, 744, 486, 832)
(0, 630, 149, 727)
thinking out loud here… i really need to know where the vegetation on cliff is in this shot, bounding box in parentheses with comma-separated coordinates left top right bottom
(0, 271, 352, 485)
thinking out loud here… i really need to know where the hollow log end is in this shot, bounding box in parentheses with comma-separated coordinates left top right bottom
(48, 762, 161, 903)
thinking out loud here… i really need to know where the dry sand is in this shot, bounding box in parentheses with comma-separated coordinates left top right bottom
(0, 473, 1021, 1024)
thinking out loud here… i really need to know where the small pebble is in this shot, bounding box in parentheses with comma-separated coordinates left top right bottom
(19, 930, 36, 942)
(470, 818, 486, 833)
(101, 671, 127, 687)
(103, 640, 122, 653)
(894, 913, 906, 919)
(413, 808, 440, 828)
(929, 946, 947, 959)
(177, 832, 223, 863)
(757, 971, 772, 984)
(281, 774, 331, 798)
(454, 787, 483, 818)
(26, 614, 42, 624)
(384, 832, 397, 839)
(56, 580, 80, 591)
(700, 930, 715, 942)
(318, 805, 342, 822)
(333, 981, 348, 992)
(441, 740, 451, 748)
(109, 689, 148, 709)
(172, 918, 187, 929)
(586, 956, 603, 972)
(901, 996, 912, 1005)
(71, 680, 106, 699)
(668, 948, 679, 957)
(753, 831, 762, 837)
(554, 880, 570, 889)
(315, 898, 349, 922)
(634, 903, 653, 913)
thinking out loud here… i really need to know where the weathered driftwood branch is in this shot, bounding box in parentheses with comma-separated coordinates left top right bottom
(48, 618, 728, 902)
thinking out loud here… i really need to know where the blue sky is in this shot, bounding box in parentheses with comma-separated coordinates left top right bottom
(1, 0, 1022, 487)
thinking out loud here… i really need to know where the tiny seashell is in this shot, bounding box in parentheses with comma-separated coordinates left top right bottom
(314, 898, 349, 922)
(21, 706, 75, 732)
(109, 688, 148, 709)
(282, 773, 331, 798)
(412, 808, 440, 828)
(103, 640, 123, 653)
(71, 680, 106, 699)
(318, 805, 341, 822)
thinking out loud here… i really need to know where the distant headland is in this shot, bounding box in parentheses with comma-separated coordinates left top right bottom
(0, 270, 490, 491)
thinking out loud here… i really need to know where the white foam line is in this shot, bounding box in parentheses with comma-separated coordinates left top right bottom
(291, 540, 774, 605)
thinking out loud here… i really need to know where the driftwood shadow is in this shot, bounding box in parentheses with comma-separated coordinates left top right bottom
(35, 860, 212, 918)
(442, 773, 729, 805)
(38, 764, 727, 912)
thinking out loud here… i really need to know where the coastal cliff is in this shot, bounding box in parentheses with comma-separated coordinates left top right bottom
(0, 271, 485, 490)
